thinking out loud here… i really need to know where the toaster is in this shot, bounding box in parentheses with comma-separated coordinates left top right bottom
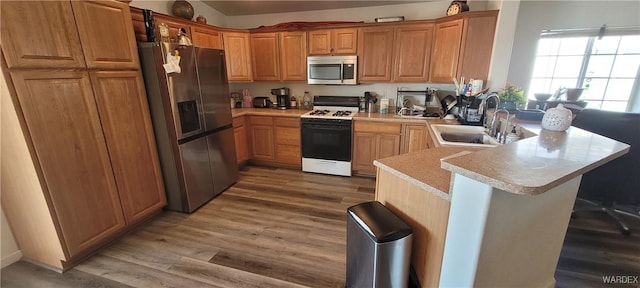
(252, 97, 272, 108)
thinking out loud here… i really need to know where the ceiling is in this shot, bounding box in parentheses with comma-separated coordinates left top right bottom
(202, 1, 431, 16)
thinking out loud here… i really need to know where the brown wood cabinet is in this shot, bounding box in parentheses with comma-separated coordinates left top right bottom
(308, 28, 357, 55)
(274, 117, 301, 165)
(0, 0, 165, 271)
(248, 116, 275, 160)
(352, 121, 402, 174)
(393, 24, 434, 83)
(430, 11, 498, 83)
(250, 31, 307, 81)
(191, 25, 223, 49)
(89, 71, 166, 223)
(358, 27, 395, 82)
(233, 116, 250, 164)
(279, 32, 307, 81)
(72, 1, 140, 70)
(251, 32, 280, 81)
(247, 115, 301, 166)
(401, 123, 433, 153)
(223, 31, 253, 82)
(0, 1, 85, 69)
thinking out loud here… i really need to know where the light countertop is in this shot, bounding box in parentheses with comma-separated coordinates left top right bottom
(231, 108, 308, 118)
(376, 121, 630, 198)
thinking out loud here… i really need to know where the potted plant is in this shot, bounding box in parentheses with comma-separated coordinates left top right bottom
(497, 82, 526, 112)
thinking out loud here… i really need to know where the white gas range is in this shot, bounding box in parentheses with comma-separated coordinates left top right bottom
(300, 96, 360, 176)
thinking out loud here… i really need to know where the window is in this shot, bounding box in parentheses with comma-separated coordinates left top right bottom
(530, 30, 640, 112)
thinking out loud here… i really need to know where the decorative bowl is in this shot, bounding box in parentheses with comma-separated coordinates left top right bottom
(534, 93, 552, 102)
(172, 0, 194, 20)
(566, 88, 584, 101)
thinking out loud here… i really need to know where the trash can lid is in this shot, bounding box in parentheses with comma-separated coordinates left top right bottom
(347, 201, 413, 243)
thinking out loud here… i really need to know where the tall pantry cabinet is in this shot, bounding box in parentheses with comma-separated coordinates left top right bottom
(0, 0, 166, 270)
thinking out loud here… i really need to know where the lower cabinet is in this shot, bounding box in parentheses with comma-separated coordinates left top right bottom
(246, 115, 301, 166)
(352, 121, 402, 174)
(233, 116, 249, 164)
(401, 123, 433, 153)
(2, 70, 166, 270)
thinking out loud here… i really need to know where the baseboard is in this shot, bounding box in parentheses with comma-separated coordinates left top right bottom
(1, 250, 22, 268)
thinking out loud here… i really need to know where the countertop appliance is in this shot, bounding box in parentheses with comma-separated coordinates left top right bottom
(270, 87, 290, 109)
(307, 55, 357, 85)
(138, 42, 239, 213)
(301, 96, 360, 176)
(252, 96, 272, 108)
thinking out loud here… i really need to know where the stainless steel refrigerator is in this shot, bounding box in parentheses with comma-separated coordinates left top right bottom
(138, 42, 238, 213)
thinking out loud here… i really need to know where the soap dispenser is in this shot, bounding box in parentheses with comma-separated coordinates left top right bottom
(505, 125, 520, 144)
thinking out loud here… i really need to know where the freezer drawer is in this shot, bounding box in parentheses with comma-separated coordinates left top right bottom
(206, 127, 239, 195)
(177, 136, 214, 212)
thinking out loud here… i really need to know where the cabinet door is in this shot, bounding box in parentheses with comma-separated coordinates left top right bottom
(192, 26, 223, 49)
(223, 32, 253, 82)
(402, 124, 431, 153)
(10, 70, 125, 257)
(233, 117, 249, 164)
(358, 27, 395, 82)
(308, 30, 331, 55)
(352, 132, 378, 173)
(249, 116, 275, 160)
(280, 32, 307, 81)
(393, 24, 434, 82)
(90, 71, 166, 224)
(378, 134, 401, 159)
(251, 32, 280, 81)
(430, 19, 463, 83)
(71, 0, 140, 70)
(332, 28, 358, 55)
(457, 14, 497, 83)
(0, 1, 85, 69)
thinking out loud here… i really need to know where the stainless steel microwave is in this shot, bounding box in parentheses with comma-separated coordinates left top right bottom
(307, 55, 357, 85)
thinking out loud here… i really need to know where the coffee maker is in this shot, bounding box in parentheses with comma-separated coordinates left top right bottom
(270, 87, 290, 109)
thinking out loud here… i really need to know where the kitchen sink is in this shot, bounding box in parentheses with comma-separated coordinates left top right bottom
(430, 124, 500, 147)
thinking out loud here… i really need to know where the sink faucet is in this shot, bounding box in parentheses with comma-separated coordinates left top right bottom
(481, 92, 500, 128)
(490, 109, 510, 143)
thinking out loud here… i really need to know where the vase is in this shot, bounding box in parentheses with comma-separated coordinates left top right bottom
(541, 104, 572, 131)
(172, 0, 194, 20)
(196, 15, 207, 24)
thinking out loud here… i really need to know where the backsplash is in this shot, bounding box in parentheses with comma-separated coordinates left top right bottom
(229, 82, 456, 108)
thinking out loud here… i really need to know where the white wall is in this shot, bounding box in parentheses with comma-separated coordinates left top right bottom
(507, 1, 640, 93)
(485, 0, 520, 91)
(130, 0, 227, 27)
(225, 1, 476, 29)
(1, 71, 21, 268)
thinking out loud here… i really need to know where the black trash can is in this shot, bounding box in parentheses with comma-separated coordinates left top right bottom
(346, 201, 413, 288)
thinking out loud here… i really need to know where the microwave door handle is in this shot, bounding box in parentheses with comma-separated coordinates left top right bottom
(340, 63, 344, 84)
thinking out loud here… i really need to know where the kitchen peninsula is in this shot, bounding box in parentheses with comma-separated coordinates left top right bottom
(374, 124, 630, 287)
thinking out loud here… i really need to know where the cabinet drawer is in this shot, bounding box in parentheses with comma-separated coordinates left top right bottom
(274, 117, 300, 127)
(354, 121, 401, 134)
(249, 115, 274, 125)
(232, 116, 246, 128)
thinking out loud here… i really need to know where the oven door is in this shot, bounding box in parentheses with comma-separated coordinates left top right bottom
(301, 120, 352, 161)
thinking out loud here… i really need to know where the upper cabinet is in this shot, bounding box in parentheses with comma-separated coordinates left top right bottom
(191, 25, 223, 49)
(430, 11, 498, 83)
(250, 31, 307, 81)
(308, 28, 357, 55)
(251, 32, 280, 81)
(279, 32, 307, 81)
(358, 26, 395, 82)
(72, 1, 140, 70)
(392, 23, 434, 83)
(223, 31, 253, 82)
(1, 1, 86, 69)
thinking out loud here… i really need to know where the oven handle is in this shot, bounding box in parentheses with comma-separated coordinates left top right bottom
(302, 124, 352, 131)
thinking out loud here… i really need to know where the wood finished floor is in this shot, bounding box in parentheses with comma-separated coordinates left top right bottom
(2, 165, 639, 288)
